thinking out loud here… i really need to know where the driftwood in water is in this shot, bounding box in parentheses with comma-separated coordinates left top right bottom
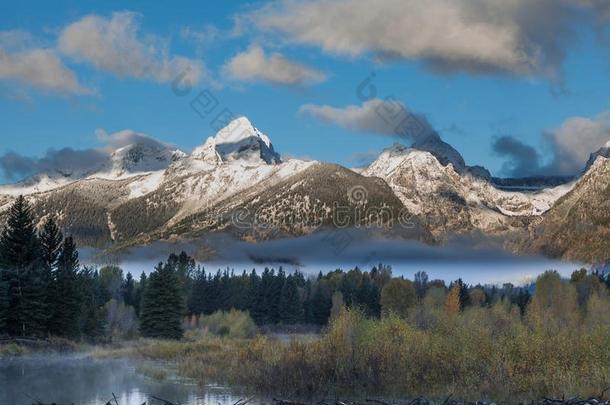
(25, 387, 610, 405)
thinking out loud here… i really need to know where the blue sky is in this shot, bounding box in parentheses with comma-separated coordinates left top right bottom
(1, 0, 610, 183)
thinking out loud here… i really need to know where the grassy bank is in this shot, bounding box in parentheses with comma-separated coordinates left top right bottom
(12, 270, 610, 403)
(0, 337, 85, 357)
(93, 303, 610, 403)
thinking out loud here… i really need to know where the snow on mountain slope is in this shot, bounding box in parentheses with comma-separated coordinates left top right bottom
(412, 137, 465, 169)
(160, 158, 316, 228)
(0, 174, 77, 196)
(0, 131, 182, 196)
(0, 116, 590, 258)
(363, 144, 574, 238)
(94, 142, 183, 179)
(523, 156, 610, 262)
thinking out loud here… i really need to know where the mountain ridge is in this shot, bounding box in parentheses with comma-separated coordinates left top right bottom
(0, 117, 607, 263)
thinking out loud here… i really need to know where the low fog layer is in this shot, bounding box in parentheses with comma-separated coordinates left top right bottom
(81, 230, 579, 286)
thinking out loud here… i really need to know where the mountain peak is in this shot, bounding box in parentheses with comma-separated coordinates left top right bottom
(105, 141, 180, 177)
(584, 141, 610, 172)
(192, 116, 281, 165)
(412, 137, 465, 169)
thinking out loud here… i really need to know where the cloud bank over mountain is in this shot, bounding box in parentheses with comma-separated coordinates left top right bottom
(494, 111, 610, 177)
(0, 129, 171, 181)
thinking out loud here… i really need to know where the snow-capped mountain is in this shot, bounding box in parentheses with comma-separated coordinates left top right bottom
(100, 141, 183, 178)
(521, 155, 610, 262)
(0, 130, 181, 196)
(584, 140, 610, 172)
(411, 137, 491, 179)
(362, 144, 574, 239)
(191, 117, 281, 165)
(0, 117, 607, 262)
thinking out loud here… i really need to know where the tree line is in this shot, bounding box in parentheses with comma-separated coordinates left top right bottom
(2, 195, 610, 341)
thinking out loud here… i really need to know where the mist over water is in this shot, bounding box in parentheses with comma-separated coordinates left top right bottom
(82, 230, 580, 286)
(0, 355, 241, 405)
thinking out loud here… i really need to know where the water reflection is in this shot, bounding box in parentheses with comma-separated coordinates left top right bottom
(0, 355, 244, 405)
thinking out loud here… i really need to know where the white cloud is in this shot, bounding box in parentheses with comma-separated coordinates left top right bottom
(95, 128, 171, 151)
(58, 12, 205, 84)
(246, 0, 608, 80)
(223, 44, 326, 85)
(544, 111, 610, 174)
(180, 25, 220, 47)
(0, 47, 92, 94)
(299, 99, 434, 139)
(493, 111, 610, 176)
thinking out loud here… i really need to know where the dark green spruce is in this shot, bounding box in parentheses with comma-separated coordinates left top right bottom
(139, 260, 185, 339)
(0, 196, 48, 336)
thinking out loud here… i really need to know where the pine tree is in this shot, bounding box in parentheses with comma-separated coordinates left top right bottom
(188, 267, 207, 314)
(0, 196, 47, 336)
(39, 216, 63, 330)
(269, 268, 285, 323)
(414, 271, 429, 299)
(133, 272, 147, 317)
(456, 278, 471, 310)
(310, 281, 332, 325)
(166, 251, 195, 302)
(249, 270, 269, 325)
(356, 273, 381, 317)
(122, 272, 135, 307)
(78, 267, 106, 341)
(49, 236, 81, 338)
(39, 216, 63, 271)
(139, 260, 185, 339)
(279, 275, 303, 324)
(0, 276, 8, 332)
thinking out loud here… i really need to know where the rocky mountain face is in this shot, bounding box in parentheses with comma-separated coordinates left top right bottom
(191, 117, 281, 165)
(362, 144, 573, 240)
(0, 117, 430, 250)
(523, 156, 610, 262)
(0, 117, 607, 263)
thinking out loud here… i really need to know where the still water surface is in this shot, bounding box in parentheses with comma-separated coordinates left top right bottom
(0, 355, 246, 405)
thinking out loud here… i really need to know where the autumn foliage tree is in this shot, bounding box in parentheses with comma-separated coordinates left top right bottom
(380, 278, 417, 318)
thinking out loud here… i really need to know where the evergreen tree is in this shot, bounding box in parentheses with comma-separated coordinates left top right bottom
(310, 281, 332, 325)
(188, 267, 207, 314)
(133, 272, 147, 317)
(122, 272, 135, 307)
(39, 216, 63, 330)
(39, 216, 63, 271)
(0, 196, 47, 336)
(250, 269, 270, 325)
(166, 251, 195, 302)
(269, 268, 285, 323)
(356, 273, 381, 317)
(0, 276, 8, 332)
(139, 260, 185, 339)
(413, 271, 429, 299)
(279, 275, 303, 324)
(451, 279, 471, 310)
(49, 236, 81, 338)
(78, 267, 106, 341)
